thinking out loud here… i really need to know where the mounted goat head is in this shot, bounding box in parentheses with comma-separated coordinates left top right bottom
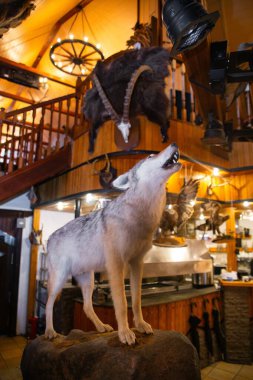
(83, 47, 171, 152)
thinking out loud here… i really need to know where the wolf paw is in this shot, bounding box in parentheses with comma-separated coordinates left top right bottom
(118, 328, 136, 345)
(97, 323, 114, 333)
(45, 328, 57, 340)
(135, 320, 153, 335)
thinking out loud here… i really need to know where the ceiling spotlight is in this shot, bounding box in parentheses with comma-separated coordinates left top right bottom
(201, 112, 227, 146)
(243, 201, 250, 208)
(162, 0, 220, 57)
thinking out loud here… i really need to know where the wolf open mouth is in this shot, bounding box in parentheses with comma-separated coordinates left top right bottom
(162, 150, 180, 169)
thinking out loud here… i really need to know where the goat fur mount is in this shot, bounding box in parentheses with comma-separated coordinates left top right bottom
(84, 47, 171, 152)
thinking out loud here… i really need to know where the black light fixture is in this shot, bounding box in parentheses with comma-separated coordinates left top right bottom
(162, 0, 220, 57)
(201, 112, 227, 146)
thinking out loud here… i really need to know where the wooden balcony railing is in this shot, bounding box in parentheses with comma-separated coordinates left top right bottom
(0, 92, 84, 176)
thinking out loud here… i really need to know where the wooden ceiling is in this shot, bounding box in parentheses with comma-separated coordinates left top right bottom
(0, 0, 252, 112)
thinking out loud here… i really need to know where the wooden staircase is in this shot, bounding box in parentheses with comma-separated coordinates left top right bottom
(0, 91, 86, 203)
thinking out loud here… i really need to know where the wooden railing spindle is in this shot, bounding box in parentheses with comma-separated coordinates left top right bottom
(47, 104, 54, 156)
(55, 100, 62, 151)
(64, 98, 71, 146)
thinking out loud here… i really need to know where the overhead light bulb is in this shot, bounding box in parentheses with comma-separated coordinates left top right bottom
(199, 212, 205, 221)
(96, 43, 101, 49)
(58, 62, 63, 68)
(57, 38, 61, 43)
(86, 193, 95, 203)
(69, 34, 74, 40)
(213, 167, 220, 176)
(57, 202, 65, 210)
(190, 200, 196, 206)
(243, 201, 250, 208)
(51, 54, 55, 59)
(83, 36, 89, 42)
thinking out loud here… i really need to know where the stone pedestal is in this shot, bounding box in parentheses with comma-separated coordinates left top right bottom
(21, 329, 201, 380)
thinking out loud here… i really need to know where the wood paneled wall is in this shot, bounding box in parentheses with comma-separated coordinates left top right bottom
(72, 118, 253, 170)
(37, 118, 253, 205)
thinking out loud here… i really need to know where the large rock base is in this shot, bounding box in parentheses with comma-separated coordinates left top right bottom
(21, 329, 201, 380)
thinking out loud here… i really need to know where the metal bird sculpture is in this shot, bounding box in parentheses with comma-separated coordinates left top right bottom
(154, 178, 199, 246)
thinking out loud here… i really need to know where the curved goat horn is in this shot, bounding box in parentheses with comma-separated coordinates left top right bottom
(122, 64, 153, 124)
(93, 74, 120, 124)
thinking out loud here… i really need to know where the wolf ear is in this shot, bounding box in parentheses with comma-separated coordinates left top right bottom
(112, 172, 130, 190)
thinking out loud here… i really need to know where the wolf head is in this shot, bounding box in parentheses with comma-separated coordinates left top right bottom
(112, 143, 181, 190)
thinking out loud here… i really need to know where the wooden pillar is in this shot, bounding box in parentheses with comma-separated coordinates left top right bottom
(27, 209, 41, 319)
(224, 207, 237, 271)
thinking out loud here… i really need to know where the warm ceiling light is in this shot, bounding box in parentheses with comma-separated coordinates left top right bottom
(212, 167, 220, 176)
(199, 212, 205, 221)
(243, 201, 250, 208)
(162, 0, 220, 57)
(50, 7, 103, 77)
(57, 202, 65, 210)
(86, 193, 95, 203)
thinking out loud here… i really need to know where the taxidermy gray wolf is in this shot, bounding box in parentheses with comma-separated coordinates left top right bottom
(45, 143, 181, 345)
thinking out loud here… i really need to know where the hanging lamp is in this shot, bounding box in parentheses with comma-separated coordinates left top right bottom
(49, 6, 104, 77)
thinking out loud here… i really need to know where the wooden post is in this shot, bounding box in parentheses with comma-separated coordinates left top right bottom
(27, 209, 41, 319)
(224, 206, 237, 271)
(171, 59, 177, 119)
(181, 63, 187, 122)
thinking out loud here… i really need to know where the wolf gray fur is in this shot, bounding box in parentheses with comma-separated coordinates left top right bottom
(45, 143, 181, 345)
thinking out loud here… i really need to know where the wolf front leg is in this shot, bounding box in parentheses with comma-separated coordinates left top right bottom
(129, 258, 153, 335)
(107, 260, 136, 345)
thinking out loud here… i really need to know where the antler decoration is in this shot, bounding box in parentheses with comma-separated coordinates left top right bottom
(93, 64, 153, 143)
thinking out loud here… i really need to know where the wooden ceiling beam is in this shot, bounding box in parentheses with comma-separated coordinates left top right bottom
(0, 55, 75, 89)
(32, 0, 93, 68)
(0, 90, 35, 105)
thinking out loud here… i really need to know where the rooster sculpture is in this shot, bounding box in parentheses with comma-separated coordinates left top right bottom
(154, 178, 199, 246)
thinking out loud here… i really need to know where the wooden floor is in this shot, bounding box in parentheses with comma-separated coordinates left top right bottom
(0, 335, 253, 380)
